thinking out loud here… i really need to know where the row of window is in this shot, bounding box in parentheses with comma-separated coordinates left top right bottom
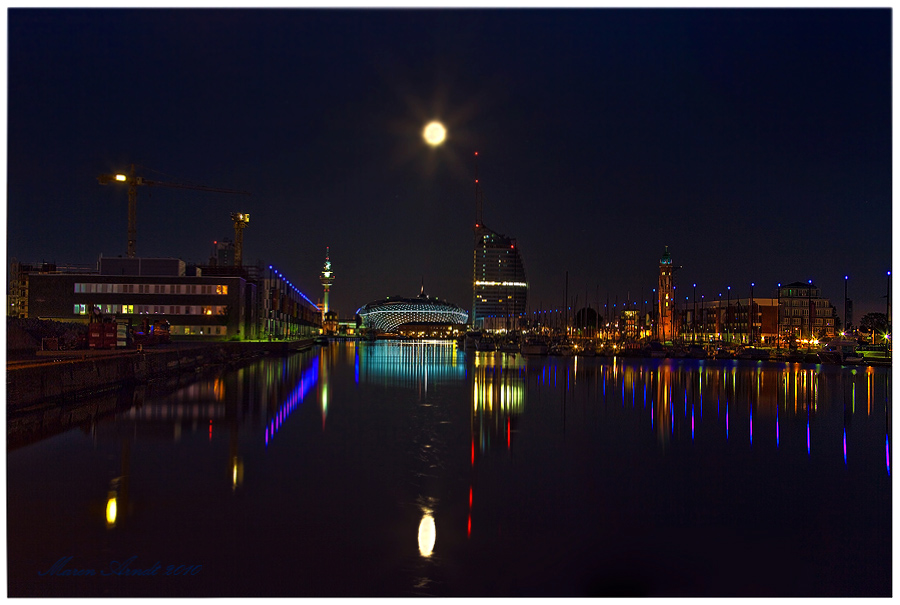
(170, 325, 228, 336)
(781, 299, 830, 307)
(74, 304, 228, 316)
(779, 317, 833, 326)
(74, 283, 228, 295)
(783, 308, 834, 316)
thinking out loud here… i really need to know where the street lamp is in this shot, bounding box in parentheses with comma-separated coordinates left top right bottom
(807, 279, 813, 351)
(887, 271, 892, 358)
(727, 286, 731, 343)
(776, 283, 781, 351)
(692, 283, 697, 344)
(701, 294, 705, 342)
(750, 282, 755, 345)
(717, 292, 722, 340)
(844, 275, 849, 334)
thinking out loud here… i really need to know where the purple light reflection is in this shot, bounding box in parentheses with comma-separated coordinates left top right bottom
(843, 429, 847, 465)
(264, 357, 319, 447)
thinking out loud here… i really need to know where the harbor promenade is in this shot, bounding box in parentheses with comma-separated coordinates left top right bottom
(7, 339, 315, 411)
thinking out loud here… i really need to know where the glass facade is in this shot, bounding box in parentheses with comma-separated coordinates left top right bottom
(357, 296, 469, 333)
(472, 224, 527, 330)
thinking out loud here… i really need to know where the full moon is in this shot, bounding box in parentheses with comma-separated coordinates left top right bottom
(423, 121, 446, 146)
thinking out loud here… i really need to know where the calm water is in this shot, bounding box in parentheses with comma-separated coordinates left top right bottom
(7, 341, 892, 596)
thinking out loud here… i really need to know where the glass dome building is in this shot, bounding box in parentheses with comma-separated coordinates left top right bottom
(357, 292, 469, 334)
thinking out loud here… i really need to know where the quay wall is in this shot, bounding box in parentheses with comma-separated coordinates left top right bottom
(7, 340, 314, 411)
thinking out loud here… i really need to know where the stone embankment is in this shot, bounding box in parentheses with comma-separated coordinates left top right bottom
(7, 340, 314, 411)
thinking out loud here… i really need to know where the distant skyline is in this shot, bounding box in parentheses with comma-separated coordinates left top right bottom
(6, 8, 892, 321)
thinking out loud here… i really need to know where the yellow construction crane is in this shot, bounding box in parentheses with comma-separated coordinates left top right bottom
(98, 164, 250, 258)
(230, 213, 250, 268)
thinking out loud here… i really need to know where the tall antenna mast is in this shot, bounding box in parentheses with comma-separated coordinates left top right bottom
(474, 151, 484, 227)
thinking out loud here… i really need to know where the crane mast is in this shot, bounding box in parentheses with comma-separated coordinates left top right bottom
(231, 213, 250, 268)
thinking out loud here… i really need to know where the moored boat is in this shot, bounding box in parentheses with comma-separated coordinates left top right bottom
(643, 340, 667, 358)
(499, 338, 520, 354)
(549, 341, 575, 356)
(737, 347, 770, 361)
(475, 336, 497, 351)
(521, 337, 549, 356)
(818, 339, 863, 364)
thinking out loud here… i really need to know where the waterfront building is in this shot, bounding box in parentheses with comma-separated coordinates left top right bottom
(27, 260, 258, 340)
(470, 153, 527, 331)
(323, 310, 339, 335)
(23, 257, 322, 341)
(685, 298, 779, 344)
(472, 223, 527, 331)
(777, 281, 838, 342)
(261, 264, 323, 340)
(357, 290, 468, 335)
(8, 260, 98, 318)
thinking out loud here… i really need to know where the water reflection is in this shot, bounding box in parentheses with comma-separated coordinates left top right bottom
(264, 356, 319, 446)
(417, 504, 436, 558)
(472, 352, 526, 460)
(505, 356, 891, 472)
(104, 492, 117, 528)
(356, 340, 465, 388)
(6, 343, 892, 597)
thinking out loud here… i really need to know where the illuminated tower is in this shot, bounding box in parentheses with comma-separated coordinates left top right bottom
(658, 246, 675, 342)
(471, 152, 527, 330)
(319, 247, 335, 315)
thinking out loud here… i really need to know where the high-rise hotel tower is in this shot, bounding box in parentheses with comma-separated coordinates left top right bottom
(471, 153, 527, 330)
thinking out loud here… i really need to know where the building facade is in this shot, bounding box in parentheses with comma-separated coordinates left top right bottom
(260, 265, 323, 340)
(778, 281, 837, 342)
(22, 258, 323, 341)
(683, 298, 780, 344)
(9, 260, 98, 318)
(357, 292, 469, 334)
(472, 224, 527, 331)
(28, 273, 257, 340)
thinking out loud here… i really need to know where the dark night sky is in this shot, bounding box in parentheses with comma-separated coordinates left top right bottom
(6, 8, 893, 321)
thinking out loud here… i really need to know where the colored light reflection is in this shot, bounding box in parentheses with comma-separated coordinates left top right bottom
(418, 510, 436, 558)
(843, 429, 847, 465)
(105, 494, 117, 528)
(776, 410, 780, 448)
(887, 435, 891, 476)
(265, 358, 319, 447)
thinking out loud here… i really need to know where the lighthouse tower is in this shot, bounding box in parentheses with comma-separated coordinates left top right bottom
(658, 246, 675, 342)
(319, 247, 335, 315)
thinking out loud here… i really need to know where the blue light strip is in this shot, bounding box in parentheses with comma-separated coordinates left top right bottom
(268, 264, 319, 311)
